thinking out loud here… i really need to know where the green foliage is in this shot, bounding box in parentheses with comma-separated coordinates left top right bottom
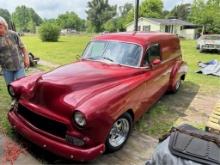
(86, 20, 96, 33)
(162, 10, 170, 18)
(116, 3, 134, 32)
(103, 3, 133, 32)
(167, 3, 191, 20)
(189, 0, 220, 33)
(119, 3, 133, 17)
(0, 8, 11, 28)
(39, 22, 61, 42)
(104, 19, 118, 32)
(27, 19, 36, 33)
(12, 5, 42, 33)
(28, 8, 42, 26)
(140, 0, 163, 18)
(57, 11, 84, 31)
(86, 0, 117, 32)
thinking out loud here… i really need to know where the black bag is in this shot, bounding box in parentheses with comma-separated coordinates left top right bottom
(168, 124, 220, 165)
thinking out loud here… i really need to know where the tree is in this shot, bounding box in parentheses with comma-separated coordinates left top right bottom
(162, 10, 170, 18)
(12, 5, 42, 32)
(189, 0, 220, 33)
(27, 20, 36, 33)
(86, 0, 117, 32)
(140, 0, 163, 18)
(104, 19, 118, 32)
(57, 11, 83, 31)
(29, 8, 42, 26)
(12, 6, 32, 32)
(116, 3, 134, 31)
(0, 8, 12, 28)
(167, 3, 191, 20)
(119, 3, 133, 17)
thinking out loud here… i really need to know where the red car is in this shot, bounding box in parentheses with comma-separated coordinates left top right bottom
(8, 32, 187, 161)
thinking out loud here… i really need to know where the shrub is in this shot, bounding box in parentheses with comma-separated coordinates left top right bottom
(39, 22, 60, 42)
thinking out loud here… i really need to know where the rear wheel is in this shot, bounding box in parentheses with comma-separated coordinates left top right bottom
(105, 113, 132, 153)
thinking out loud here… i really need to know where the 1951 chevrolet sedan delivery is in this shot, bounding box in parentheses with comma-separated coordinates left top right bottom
(8, 32, 187, 161)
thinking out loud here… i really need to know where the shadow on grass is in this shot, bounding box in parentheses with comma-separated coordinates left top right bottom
(135, 81, 200, 138)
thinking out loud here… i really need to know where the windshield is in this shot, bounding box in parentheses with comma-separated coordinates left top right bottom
(202, 35, 220, 40)
(83, 41, 142, 67)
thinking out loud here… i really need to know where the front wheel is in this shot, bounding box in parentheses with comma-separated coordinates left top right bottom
(105, 113, 132, 153)
(172, 79, 181, 93)
(199, 47, 204, 53)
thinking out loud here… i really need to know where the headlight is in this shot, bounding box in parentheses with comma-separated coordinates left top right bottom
(8, 85, 15, 97)
(73, 111, 86, 128)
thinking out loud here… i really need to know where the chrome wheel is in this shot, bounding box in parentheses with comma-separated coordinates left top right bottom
(108, 118, 130, 147)
(175, 80, 181, 90)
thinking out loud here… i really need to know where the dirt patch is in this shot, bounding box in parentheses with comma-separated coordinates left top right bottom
(38, 60, 59, 68)
(174, 85, 220, 127)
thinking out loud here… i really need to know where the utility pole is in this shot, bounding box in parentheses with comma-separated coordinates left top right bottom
(134, 0, 139, 31)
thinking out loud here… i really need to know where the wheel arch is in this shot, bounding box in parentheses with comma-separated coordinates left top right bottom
(125, 109, 134, 122)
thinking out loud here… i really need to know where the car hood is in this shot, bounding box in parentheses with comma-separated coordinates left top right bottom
(30, 60, 145, 112)
(40, 60, 143, 87)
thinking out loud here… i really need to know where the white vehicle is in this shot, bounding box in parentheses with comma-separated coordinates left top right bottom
(196, 35, 220, 53)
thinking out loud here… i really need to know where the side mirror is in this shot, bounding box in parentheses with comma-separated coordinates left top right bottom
(152, 59, 161, 65)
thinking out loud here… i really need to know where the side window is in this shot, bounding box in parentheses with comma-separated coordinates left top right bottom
(142, 44, 161, 66)
(147, 44, 161, 64)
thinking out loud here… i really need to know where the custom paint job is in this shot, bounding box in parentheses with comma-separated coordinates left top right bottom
(8, 32, 187, 161)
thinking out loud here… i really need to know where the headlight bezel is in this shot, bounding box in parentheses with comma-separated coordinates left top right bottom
(73, 111, 87, 128)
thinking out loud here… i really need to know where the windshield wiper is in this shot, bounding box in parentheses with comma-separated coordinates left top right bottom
(85, 57, 97, 60)
(102, 56, 114, 62)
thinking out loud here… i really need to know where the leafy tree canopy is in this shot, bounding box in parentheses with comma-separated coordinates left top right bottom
(86, 0, 117, 32)
(12, 5, 42, 33)
(140, 0, 163, 18)
(0, 8, 11, 28)
(166, 3, 191, 20)
(57, 11, 84, 31)
(189, 0, 220, 33)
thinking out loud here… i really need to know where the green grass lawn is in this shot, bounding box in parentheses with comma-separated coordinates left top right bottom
(22, 34, 94, 65)
(0, 35, 220, 138)
(181, 40, 220, 87)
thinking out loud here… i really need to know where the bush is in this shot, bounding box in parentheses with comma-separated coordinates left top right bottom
(39, 22, 60, 42)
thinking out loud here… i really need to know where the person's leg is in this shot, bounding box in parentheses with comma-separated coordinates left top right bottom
(14, 68, 25, 80)
(2, 70, 14, 85)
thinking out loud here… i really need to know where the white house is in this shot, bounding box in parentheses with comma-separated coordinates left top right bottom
(126, 17, 199, 39)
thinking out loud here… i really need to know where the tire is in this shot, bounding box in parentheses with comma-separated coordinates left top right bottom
(199, 47, 204, 53)
(172, 78, 181, 93)
(105, 113, 132, 153)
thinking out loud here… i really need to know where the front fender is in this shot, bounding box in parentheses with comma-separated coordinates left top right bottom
(10, 72, 44, 99)
(76, 75, 146, 144)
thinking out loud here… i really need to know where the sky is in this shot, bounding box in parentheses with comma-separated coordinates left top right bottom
(0, 0, 193, 19)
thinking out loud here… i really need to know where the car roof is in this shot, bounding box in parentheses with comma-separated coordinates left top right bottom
(94, 32, 178, 46)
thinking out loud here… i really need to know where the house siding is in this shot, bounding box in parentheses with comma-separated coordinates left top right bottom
(127, 18, 161, 32)
(126, 18, 197, 39)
